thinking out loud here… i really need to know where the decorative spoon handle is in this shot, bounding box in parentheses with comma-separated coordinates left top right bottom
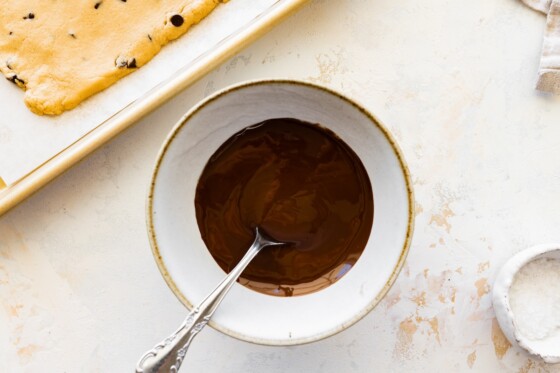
(136, 228, 282, 373)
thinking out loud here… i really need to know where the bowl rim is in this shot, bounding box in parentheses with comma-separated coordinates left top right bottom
(146, 79, 415, 346)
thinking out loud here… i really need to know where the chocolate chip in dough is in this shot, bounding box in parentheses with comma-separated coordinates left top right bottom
(94, 2, 102, 9)
(170, 14, 184, 27)
(7, 74, 25, 87)
(23, 13, 35, 20)
(69, 32, 77, 39)
(126, 58, 137, 68)
(115, 56, 137, 69)
(147, 34, 152, 41)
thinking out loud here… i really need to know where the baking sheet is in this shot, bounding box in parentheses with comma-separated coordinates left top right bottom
(0, 0, 282, 185)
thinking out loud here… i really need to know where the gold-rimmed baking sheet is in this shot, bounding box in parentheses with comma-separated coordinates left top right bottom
(0, 0, 308, 215)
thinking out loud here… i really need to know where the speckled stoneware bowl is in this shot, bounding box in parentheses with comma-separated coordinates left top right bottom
(147, 80, 414, 346)
(493, 244, 560, 363)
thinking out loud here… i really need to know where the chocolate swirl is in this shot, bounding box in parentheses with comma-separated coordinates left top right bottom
(195, 118, 374, 296)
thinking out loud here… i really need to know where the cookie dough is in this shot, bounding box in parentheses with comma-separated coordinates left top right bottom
(0, 0, 224, 115)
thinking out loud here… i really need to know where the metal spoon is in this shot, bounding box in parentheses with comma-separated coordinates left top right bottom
(136, 228, 283, 373)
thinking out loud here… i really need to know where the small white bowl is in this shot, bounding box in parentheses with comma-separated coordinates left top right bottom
(147, 80, 414, 345)
(493, 243, 560, 363)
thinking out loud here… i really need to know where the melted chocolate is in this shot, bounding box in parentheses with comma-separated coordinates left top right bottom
(195, 118, 374, 296)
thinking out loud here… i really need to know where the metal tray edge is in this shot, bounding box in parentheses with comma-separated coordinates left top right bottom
(0, 0, 308, 216)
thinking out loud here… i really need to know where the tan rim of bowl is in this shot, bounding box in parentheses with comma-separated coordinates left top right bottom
(146, 79, 415, 346)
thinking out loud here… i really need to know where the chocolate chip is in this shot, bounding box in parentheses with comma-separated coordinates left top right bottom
(6, 61, 12, 69)
(115, 56, 137, 69)
(69, 33, 76, 39)
(7, 74, 25, 86)
(147, 34, 152, 41)
(94, 2, 102, 9)
(170, 14, 184, 27)
(126, 58, 137, 68)
(23, 13, 35, 20)
(8, 31, 12, 36)
(121, 0, 127, 2)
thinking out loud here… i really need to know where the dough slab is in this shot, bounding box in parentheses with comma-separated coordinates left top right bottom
(0, 0, 224, 115)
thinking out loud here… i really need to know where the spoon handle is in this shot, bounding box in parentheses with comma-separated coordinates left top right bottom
(136, 229, 279, 373)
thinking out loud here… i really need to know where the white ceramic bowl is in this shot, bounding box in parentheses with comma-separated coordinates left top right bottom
(493, 244, 560, 363)
(147, 80, 413, 345)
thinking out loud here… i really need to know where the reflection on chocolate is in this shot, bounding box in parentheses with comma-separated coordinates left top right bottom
(194, 118, 374, 296)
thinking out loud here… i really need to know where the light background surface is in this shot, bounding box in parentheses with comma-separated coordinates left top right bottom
(1, 0, 560, 371)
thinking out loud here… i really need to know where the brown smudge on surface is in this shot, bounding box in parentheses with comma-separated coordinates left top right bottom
(0, 223, 27, 249)
(17, 344, 40, 363)
(384, 290, 401, 309)
(415, 202, 424, 217)
(429, 202, 455, 233)
(423, 269, 429, 279)
(13, 324, 23, 339)
(467, 350, 477, 368)
(455, 267, 463, 274)
(475, 278, 489, 298)
(517, 358, 553, 373)
(427, 271, 446, 293)
(0, 250, 12, 260)
(448, 286, 457, 304)
(477, 261, 490, 274)
(426, 270, 456, 302)
(428, 317, 441, 344)
(309, 48, 347, 84)
(429, 243, 437, 249)
(439, 237, 445, 245)
(468, 310, 487, 322)
(518, 359, 533, 373)
(516, 358, 552, 373)
(400, 318, 418, 337)
(491, 318, 511, 360)
(439, 286, 457, 304)
(411, 291, 427, 307)
(410, 315, 443, 344)
(394, 317, 418, 358)
(404, 91, 419, 100)
(0, 229, 16, 261)
(5, 304, 23, 318)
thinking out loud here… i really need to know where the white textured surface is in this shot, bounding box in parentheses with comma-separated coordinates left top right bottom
(2, 0, 560, 371)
